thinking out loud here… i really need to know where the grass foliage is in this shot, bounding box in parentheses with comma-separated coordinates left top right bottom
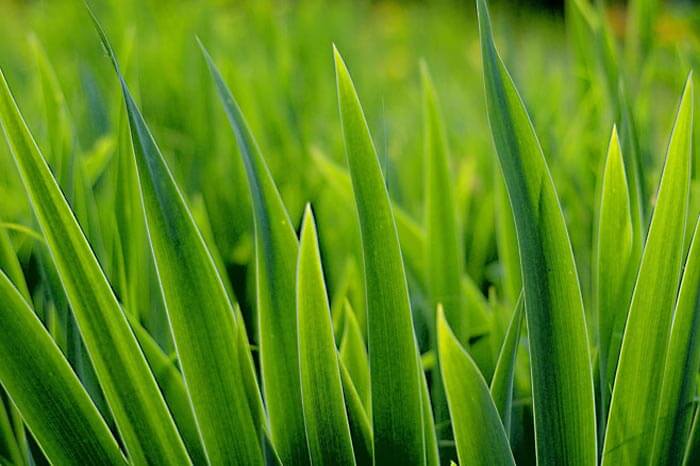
(0, 0, 698, 464)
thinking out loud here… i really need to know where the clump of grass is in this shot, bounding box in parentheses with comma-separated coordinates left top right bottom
(0, 0, 697, 465)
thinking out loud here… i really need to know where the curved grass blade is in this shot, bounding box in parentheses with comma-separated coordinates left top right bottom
(476, 1, 597, 463)
(334, 46, 425, 465)
(0, 64, 189, 465)
(0, 219, 30, 301)
(339, 362, 374, 466)
(437, 307, 515, 466)
(490, 292, 524, 436)
(595, 127, 636, 425)
(91, 21, 264, 464)
(199, 42, 309, 465)
(297, 206, 356, 466)
(650, 218, 700, 465)
(602, 75, 694, 465)
(339, 301, 370, 413)
(0, 271, 126, 466)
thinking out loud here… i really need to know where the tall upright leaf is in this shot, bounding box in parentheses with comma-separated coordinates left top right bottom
(490, 293, 524, 436)
(651, 218, 700, 465)
(297, 206, 356, 466)
(0, 271, 126, 466)
(421, 63, 466, 343)
(339, 301, 370, 412)
(602, 75, 694, 465)
(200, 43, 310, 465)
(595, 127, 635, 424)
(476, 1, 597, 464)
(334, 47, 425, 465)
(437, 308, 515, 466)
(91, 20, 265, 464)
(0, 64, 189, 465)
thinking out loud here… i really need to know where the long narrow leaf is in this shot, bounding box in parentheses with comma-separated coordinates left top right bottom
(92, 20, 264, 464)
(602, 75, 694, 465)
(334, 46, 425, 465)
(297, 206, 356, 466)
(200, 43, 310, 465)
(595, 127, 635, 423)
(476, 0, 597, 464)
(490, 292, 524, 436)
(650, 218, 700, 465)
(0, 271, 126, 466)
(437, 307, 515, 466)
(0, 63, 189, 465)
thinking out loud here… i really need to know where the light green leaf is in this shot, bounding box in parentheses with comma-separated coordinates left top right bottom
(594, 126, 636, 424)
(339, 362, 374, 466)
(340, 301, 370, 413)
(421, 63, 466, 344)
(334, 46, 425, 465)
(0, 61, 189, 466)
(602, 75, 694, 465)
(490, 292, 524, 436)
(200, 43, 309, 465)
(297, 206, 356, 466)
(93, 23, 264, 464)
(650, 218, 700, 465)
(0, 271, 126, 466)
(476, 0, 597, 463)
(129, 319, 208, 465)
(437, 307, 515, 466)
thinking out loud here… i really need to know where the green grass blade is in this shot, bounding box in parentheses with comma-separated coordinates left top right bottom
(490, 292, 524, 436)
(421, 63, 466, 343)
(0, 219, 30, 301)
(334, 46, 425, 465)
(602, 75, 694, 465)
(0, 64, 190, 465)
(437, 307, 515, 466)
(494, 173, 521, 305)
(92, 25, 264, 463)
(476, 1, 597, 463)
(419, 352, 439, 466)
(595, 127, 636, 424)
(200, 43, 309, 465)
(0, 271, 126, 466)
(650, 218, 700, 465)
(129, 320, 208, 465)
(339, 362, 374, 466)
(297, 206, 356, 466)
(339, 301, 370, 413)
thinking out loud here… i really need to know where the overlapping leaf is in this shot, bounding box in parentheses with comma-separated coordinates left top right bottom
(476, 0, 597, 463)
(334, 46, 425, 465)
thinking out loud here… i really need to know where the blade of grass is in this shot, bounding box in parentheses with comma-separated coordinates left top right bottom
(437, 307, 516, 466)
(91, 19, 265, 464)
(0, 271, 126, 466)
(128, 319, 208, 465)
(421, 62, 466, 343)
(339, 362, 374, 466)
(490, 292, 524, 436)
(650, 218, 700, 465)
(200, 43, 310, 465)
(594, 127, 636, 426)
(297, 206, 356, 466)
(602, 74, 694, 465)
(339, 301, 370, 413)
(0, 62, 190, 465)
(476, 0, 597, 463)
(334, 46, 425, 465)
